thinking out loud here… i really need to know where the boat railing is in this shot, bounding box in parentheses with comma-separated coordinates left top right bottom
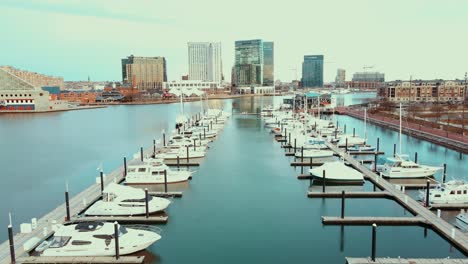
(126, 224, 163, 235)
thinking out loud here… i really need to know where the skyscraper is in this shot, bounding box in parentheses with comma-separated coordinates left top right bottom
(301, 55, 324, 88)
(188, 42, 223, 83)
(121, 55, 167, 90)
(335, 68, 346, 87)
(263, 42, 274, 86)
(235, 39, 264, 87)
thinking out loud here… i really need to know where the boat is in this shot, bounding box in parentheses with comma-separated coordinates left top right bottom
(84, 183, 170, 216)
(155, 148, 206, 160)
(455, 212, 468, 231)
(37, 222, 160, 256)
(379, 155, 442, 178)
(347, 145, 376, 152)
(378, 103, 443, 178)
(419, 180, 468, 205)
(295, 149, 334, 158)
(309, 161, 364, 184)
(125, 160, 192, 184)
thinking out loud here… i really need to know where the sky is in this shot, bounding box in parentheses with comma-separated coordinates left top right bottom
(0, 0, 467, 83)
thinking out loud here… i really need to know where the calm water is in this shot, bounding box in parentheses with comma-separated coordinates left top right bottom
(0, 94, 466, 263)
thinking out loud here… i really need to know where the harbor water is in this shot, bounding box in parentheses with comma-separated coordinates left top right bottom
(0, 94, 466, 263)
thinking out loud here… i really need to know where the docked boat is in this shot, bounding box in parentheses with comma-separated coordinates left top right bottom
(155, 148, 205, 160)
(309, 161, 364, 184)
(419, 180, 468, 205)
(84, 183, 171, 216)
(455, 212, 468, 231)
(125, 160, 192, 184)
(379, 155, 442, 178)
(295, 149, 334, 158)
(347, 145, 376, 152)
(37, 222, 161, 256)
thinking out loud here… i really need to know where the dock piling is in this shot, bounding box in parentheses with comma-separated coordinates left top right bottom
(371, 224, 377, 262)
(204, 128, 206, 139)
(341, 191, 345, 219)
(163, 131, 166, 146)
(414, 152, 418, 163)
(373, 154, 378, 172)
(344, 124, 346, 133)
(65, 190, 70, 222)
(123, 157, 127, 177)
(301, 146, 304, 163)
(186, 146, 189, 164)
(393, 144, 396, 157)
(140, 147, 143, 162)
(322, 170, 326, 193)
(425, 180, 430, 207)
(8, 214, 15, 264)
(164, 170, 168, 193)
(345, 138, 348, 152)
(145, 188, 149, 219)
(310, 157, 313, 169)
(288, 132, 291, 146)
(376, 138, 380, 151)
(177, 156, 180, 169)
(443, 163, 447, 183)
(114, 222, 120, 260)
(193, 139, 196, 151)
(100, 171, 104, 193)
(353, 128, 355, 137)
(294, 139, 297, 153)
(153, 139, 156, 156)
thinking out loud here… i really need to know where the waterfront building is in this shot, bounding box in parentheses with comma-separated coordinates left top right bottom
(0, 68, 68, 112)
(235, 39, 264, 87)
(383, 80, 466, 103)
(301, 55, 324, 88)
(163, 80, 224, 94)
(352, 72, 385, 82)
(188, 42, 223, 83)
(121, 55, 167, 90)
(263, 42, 274, 86)
(0, 66, 64, 89)
(335, 68, 346, 87)
(59, 91, 98, 104)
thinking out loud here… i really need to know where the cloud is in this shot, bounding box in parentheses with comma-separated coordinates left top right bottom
(0, 0, 174, 24)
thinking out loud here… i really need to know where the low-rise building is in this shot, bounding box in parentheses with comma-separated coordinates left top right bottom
(163, 80, 224, 94)
(383, 80, 466, 103)
(0, 66, 64, 89)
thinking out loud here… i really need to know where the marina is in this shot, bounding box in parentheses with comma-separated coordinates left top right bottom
(0, 95, 466, 263)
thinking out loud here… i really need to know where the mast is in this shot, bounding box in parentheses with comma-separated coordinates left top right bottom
(399, 102, 402, 155)
(364, 108, 367, 141)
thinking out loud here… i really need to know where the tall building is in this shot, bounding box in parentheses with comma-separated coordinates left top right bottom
(235, 39, 264, 87)
(188, 42, 222, 82)
(335, 68, 346, 87)
(121, 55, 167, 90)
(301, 55, 324, 88)
(263, 42, 274, 86)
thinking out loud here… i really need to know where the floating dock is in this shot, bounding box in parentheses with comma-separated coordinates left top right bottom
(67, 214, 169, 224)
(346, 257, 468, 264)
(307, 191, 393, 199)
(322, 216, 427, 226)
(16, 256, 145, 264)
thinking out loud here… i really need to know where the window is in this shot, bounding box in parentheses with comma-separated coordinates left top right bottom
(138, 168, 146, 172)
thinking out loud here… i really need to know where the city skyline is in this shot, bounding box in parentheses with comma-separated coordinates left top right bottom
(1, 0, 467, 82)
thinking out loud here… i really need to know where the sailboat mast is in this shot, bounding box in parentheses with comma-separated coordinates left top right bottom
(364, 108, 367, 140)
(399, 102, 402, 155)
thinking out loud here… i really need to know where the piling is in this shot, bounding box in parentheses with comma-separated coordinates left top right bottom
(443, 163, 447, 183)
(301, 146, 304, 163)
(393, 144, 396, 157)
(204, 128, 206, 139)
(140, 147, 143, 162)
(164, 170, 168, 193)
(294, 139, 297, 153)
(376, 138, 380, 151)
(193, 139, 196, 151)
(341, 191, 345, 219)
(373, 154, 378, 172)
(322, 170, 326, 193)
(123, 157, 127, 177)
(177, 156, 180, 169)
(65, 191, 70, 221)
(425, 180, 430, 207)
(100, 171, 104, 193)
(153, 139, 156, 156)
(414, 152, 418, 163)
(163, 132, 166, 146)
(371, 224, 377, 262)
(186, 146, 189, 164)
(353, 128, 355, 137)
(310, 157, 313, 169)
(345, 138, 348, 152)
(8, 223, 15, 264)
(344, 124, 347, 133)
(114, 222, 120, 260)
(199, 133, 202, 141)
(288, 132, 291, 146)
(145, 188, 149, 219)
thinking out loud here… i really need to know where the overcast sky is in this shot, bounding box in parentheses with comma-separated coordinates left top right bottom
(1, 0, 467, 83)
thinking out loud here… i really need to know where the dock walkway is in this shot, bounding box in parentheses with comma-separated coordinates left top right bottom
(319, 135, 468, 254)
(346, 257, 468, 264)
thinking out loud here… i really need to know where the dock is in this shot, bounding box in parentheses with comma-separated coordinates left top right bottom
(67, 214, 169, 224)
(318, 137, 468, 254)
(346, 257, 468, 264)
(322, 216, 427, 226)
(429, 204, 468, 210)
(17, 256, 145, 264)
(307, 191, 393, 199)
(150, 191, 183, 198)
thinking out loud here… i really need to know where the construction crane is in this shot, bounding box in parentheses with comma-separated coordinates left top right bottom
(362, 65, 375, 71)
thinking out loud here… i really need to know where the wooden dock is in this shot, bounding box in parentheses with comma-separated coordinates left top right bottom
(322, 216, 427, 226)
(346, 257, 468, 264)
(319, 137, 468, 254)
(17, 256, 145, 264)
(307, 191, 393, 199)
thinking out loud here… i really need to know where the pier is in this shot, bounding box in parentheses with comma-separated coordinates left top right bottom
(315, 137, 468, 254)
(322, 216, 427, 226)
(16, 256, 145, 264)
(346, 257, 468, 264)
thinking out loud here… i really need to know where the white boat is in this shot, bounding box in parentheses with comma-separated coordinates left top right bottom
(38, 222, 160, 256)
(455, 212, 468, 231)
(84, 183, 170, 216)
(380, 155, 442, 178)
(155, 148, 205, 160)
(125, 160, 192, 185)
(379, 104, 442, 178)
(336, 134, 366, 147)
(347, 145, 376, 152)
(309, 161, 364, 184)
(419, 180, 468, 205)
(295, 149, 334, 158)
